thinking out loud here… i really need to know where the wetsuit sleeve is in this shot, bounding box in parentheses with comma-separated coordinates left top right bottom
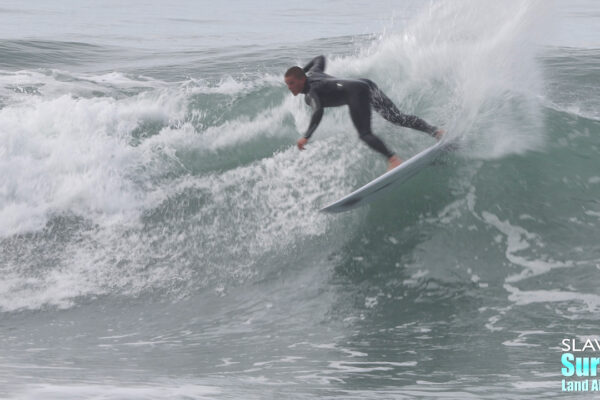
(303, 92, 323, 139)
(302, 55, 326, 73)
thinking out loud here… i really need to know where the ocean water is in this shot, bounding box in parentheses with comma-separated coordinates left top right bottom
(1, 0, 599, 398)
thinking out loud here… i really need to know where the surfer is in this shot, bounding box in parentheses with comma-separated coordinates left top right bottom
(284, 55, 444, 171)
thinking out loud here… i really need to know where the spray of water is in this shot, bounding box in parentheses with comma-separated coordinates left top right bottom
(327, 0, 549, 158)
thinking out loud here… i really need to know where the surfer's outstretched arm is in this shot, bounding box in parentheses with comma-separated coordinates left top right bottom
(297, 91, 323, 151)
(303, 93, 323, 140)
(303, 55, 326, 74)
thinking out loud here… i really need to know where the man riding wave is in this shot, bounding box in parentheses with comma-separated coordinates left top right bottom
(284, 55, 444, 171)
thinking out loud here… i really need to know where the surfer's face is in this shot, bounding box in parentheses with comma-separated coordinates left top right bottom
(285, 75, 305, 96)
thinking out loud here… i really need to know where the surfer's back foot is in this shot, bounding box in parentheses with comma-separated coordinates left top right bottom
(387, 155, 403, 171)
(434, 129, 445, 141)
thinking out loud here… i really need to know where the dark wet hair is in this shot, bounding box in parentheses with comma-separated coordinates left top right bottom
(284, 66, 305, 79)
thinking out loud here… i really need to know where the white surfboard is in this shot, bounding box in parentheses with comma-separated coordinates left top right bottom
(320, 138, 455, 213)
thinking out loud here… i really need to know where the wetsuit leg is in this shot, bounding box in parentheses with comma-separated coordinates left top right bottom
(346, 81, 395, 159)
(360, 79, 438, 136)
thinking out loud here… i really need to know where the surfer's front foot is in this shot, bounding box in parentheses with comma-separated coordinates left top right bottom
(387, 155, 403, 171)
(434, 129, 445, 141)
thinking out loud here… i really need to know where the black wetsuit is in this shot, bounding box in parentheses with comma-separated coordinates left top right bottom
(301, 55, 438, 159)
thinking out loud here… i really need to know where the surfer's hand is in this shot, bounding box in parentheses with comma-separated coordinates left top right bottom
(297, 137, 308, 151)
(434, 129, 445, 141)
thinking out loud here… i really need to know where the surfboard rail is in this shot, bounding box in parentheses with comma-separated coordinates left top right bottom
(320, 138, 455, 213)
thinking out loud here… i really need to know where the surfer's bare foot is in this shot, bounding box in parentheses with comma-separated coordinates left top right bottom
(387, 155, 402, 171)
(434, 129, 445, 141)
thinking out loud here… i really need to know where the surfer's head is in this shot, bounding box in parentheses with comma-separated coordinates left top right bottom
(284, 66, 306, 96)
